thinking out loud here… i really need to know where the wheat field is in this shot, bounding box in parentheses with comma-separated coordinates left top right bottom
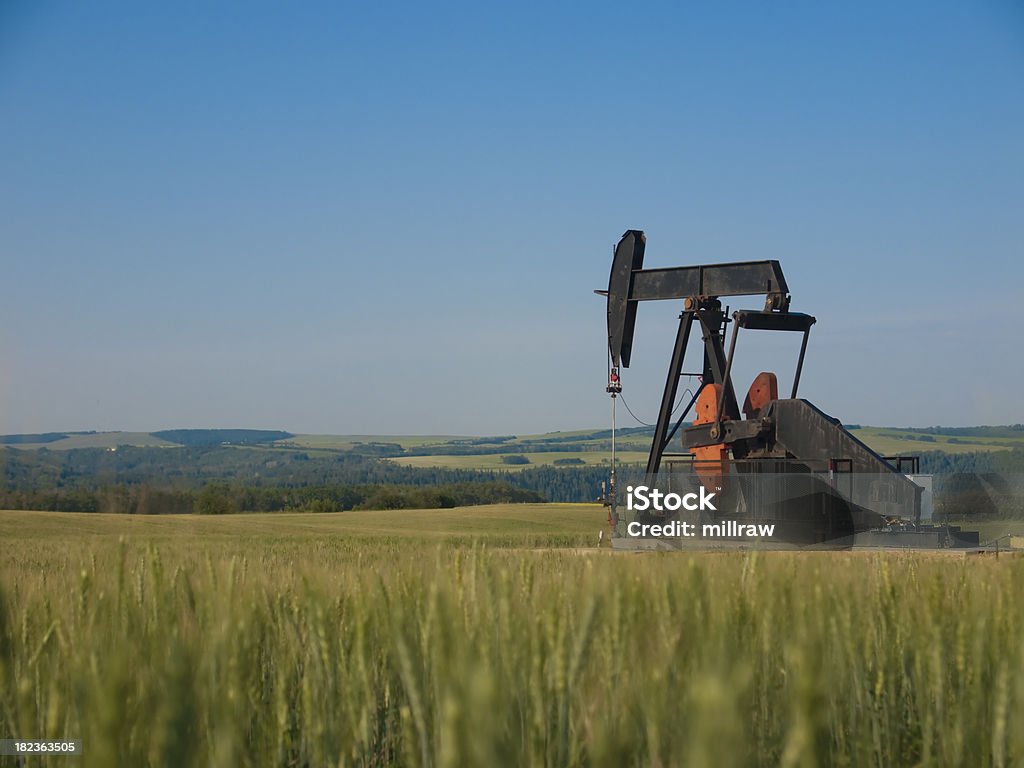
(1, 508, 1022, 767)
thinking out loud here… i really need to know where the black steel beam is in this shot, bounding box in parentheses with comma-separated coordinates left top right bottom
(663, 385, 704, 449)
(605, 230, 791, 368)
(630, 262, 789, 302)
(682, 419, 770, 449)
(791, 329, 811, 398)
(697, 308, 740, 421)
(646, 312, 694, 477)
(734, 311, 816, 332)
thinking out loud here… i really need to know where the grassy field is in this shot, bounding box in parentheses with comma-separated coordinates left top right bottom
(4, 431, 178, 450)
(387, 451, 650, 470)
(0, 505, 605, 549)
(7, 426, 1019, 466)
(2, 507, 1023, 767)
(283, 434, 475, 451)
(296, 427, 1023, 471)
(850, 427, 1023, 456)
(284, 431, 654, 453)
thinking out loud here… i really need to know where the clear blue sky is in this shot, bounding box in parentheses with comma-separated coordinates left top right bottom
(2, 1, 1022, 435)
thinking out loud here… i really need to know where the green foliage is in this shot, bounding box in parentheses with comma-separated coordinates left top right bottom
(447, 435, 517, 445)
(0, 431, 71, 444)
(2, 439, 1023, 513)
(1, 525, 1022, 766)
(0, 481, 545, 515)
(502, 454, 530, 465)
(194, 482, 238, 515)
(352, 483, 538, 511)
(919, 449, 1024, 475)
(345, 441, 404, 457)
(897, 424, 1024, 438)
(933, 473, 1024, 521)
(153, 429, 293, 447)
(403, 427, 654, 457)
(0, 445, 615, 505)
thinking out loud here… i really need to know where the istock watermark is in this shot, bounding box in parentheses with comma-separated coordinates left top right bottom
(623, 484, 777, 539)
(625, 484, 718, 513)
(625, 519, 777, 538)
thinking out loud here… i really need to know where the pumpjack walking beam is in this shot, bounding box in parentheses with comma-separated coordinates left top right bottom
(601, 230, 812, 477)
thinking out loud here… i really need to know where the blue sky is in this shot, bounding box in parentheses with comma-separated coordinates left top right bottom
(2, 1, 1022, 434)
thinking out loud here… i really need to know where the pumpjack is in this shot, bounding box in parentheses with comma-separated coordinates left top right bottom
(600, 230, 925, 548)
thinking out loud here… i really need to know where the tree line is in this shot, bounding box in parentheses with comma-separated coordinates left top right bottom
(0, 480, 545, 515)
(2, 444, 1022, 514)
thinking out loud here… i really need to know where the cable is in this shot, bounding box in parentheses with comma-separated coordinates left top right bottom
(673, 388, 694, 416)
(618, 393, 654, 427)
(618, 384, 695, 427)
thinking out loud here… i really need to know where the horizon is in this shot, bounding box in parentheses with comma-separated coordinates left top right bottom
(4, 421, 1023, 442)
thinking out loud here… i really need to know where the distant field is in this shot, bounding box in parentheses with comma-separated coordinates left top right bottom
(5, 431, 177, 450)
(282, 433, 474, 450)
(387, 451, 649, 470)
(3, 426, 1019, 462)
(281, 432, 652, 454)
(3, 506, 1018, 546)
(372, 425, 1020, 470)
(0, 504, 607, 547)
(852, 427, 1022, 456)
